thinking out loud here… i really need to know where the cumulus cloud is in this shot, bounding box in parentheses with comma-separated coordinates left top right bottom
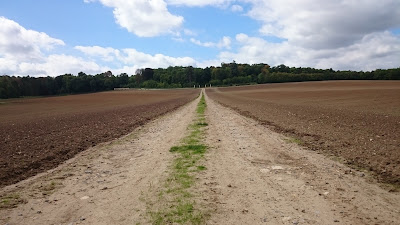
(0, 17, 197, 77)
(183, 29, 197, 36)
(247, 0, 400, 50)
(0, 57, 18, 75)
(167, 0, 233, 7)
(314, 32, 400, 71)
(0, 17, 110, 76)
(0, 16, 64, 62)
(86, 0, 183, 37)
(76, 45, 197, 70)
(197, 0, 400, 70)
(3, 0, 400, 77)
(190, 36, 231, 49)
(10, 44, 198, 77)
(118, 48, 196, 68)
(75, 46, 120, 62)
(0, 17, 102, 77)
(218, 32, 400, 71)
(18, 54, 109, 76)
(219, 33, 295, 65)
(1, 54, 108, 77)
(231, 4, 243, 12)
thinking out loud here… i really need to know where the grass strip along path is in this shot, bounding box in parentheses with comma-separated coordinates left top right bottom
(149, 92, 209, 224)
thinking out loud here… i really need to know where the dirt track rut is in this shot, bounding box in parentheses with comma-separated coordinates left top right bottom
(1, 90, 400, 224)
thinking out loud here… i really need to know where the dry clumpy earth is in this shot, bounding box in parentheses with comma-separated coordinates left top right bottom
(0, 89, 399, 225)
(206, 81, 400, 186)
(0, 89, 200, 187)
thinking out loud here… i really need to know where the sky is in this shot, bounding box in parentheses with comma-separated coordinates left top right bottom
(0, 0, 399, 77)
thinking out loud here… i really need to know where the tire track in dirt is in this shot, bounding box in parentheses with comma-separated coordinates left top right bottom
(196, 91, 400, 225)
(0, 95, 200, 225)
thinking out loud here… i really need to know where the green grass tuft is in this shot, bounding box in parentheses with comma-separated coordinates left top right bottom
(285, 137, 303, 145)
(196, 122, 208, 126)
(197, 165, 206, 171)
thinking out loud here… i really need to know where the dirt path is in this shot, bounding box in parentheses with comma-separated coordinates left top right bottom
(197, 92, 400, 225)
(0, 95, 200, 225)
(2, 91, 400, 225)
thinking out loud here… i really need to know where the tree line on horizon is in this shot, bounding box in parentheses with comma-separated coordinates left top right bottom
(1, 62, 399, 99)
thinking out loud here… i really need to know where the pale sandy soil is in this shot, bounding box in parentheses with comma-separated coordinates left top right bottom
(1, 90, 400, 225)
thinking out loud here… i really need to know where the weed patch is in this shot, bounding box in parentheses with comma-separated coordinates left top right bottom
(285, 137, 303, 145)
(0, 193, 26, 209)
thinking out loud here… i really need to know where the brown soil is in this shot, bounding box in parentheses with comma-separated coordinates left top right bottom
(206, 81, 400, 186)
(1, 90, 399, 224)
(0, 89, 200, 187)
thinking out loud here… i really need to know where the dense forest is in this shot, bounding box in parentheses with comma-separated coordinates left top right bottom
(1, 62, 399, 99)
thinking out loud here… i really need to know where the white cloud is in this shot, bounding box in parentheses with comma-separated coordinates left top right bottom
(119, 48, 196, 68)
(86, 0, 183, 37)
(76, 45, 197, 70)
(0, 18, 110, 76)
(314, 32, 400, 71)
(172, 37, 185, 42)
(0, 18, 104, 77)
(0, 54, 108, 77)
(196, 59, 224, 68)
(18, 54, 109, 76)
(183, 29, 197, 36)
(197, 0, 400, 71)
(217, 32, 400, 71)
(190, 36, 231, 49)
(0, 57, 18, 75)
(0, 17, 197, 77)
(231, 4, 243, 12)
(246, 0, 400, 50)
(75, 46, 120, 62)
(219, 33, 294, 65)
(111, 66, 140, 75)
(0, 16, 64, 62)
(3, 0, 400, 77)
(167, 0, 233, 7)
(10, 43, 199, 76)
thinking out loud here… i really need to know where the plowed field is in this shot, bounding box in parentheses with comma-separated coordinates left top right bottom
(2, 89, 400, 225)
(206, 81, 400, 185)
(0, 89, 200, 187)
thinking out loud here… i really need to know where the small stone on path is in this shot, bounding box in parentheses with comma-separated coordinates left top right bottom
(80, 196, 90, 200)
(260, 168, 270, 173)
(271, 165, 284, 170)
